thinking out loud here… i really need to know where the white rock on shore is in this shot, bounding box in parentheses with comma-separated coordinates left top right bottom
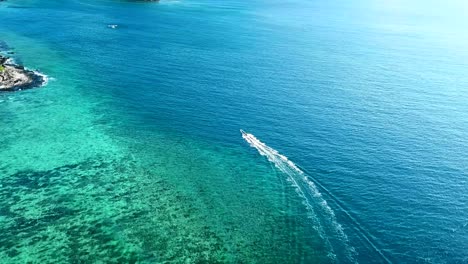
(0, 55, 45, 91)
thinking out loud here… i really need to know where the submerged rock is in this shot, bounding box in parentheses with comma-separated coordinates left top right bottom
(0, 55, 46, 92)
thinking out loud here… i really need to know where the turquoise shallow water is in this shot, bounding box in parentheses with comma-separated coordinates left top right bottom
(1, 0, 468, 263)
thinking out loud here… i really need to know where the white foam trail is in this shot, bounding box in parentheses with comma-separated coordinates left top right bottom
(241, 129, 356, 263)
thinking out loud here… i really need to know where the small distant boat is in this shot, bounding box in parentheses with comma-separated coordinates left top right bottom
(107, 24, 118, 29)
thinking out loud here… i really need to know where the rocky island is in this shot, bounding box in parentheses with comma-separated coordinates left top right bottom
(0, 55, 46, 91)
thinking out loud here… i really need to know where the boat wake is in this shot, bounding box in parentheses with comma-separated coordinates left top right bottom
(241, 129, 356, 263)
(241, 129, 393, 263)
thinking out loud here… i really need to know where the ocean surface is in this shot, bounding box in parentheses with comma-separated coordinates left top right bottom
(1, 0, 467, 263)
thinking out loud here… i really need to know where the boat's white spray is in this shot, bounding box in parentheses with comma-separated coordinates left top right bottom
(241, 129, 356, 263)
(241, 129, 393, 264)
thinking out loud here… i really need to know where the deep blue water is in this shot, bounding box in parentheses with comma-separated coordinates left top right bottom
(1, 0, 468, 263)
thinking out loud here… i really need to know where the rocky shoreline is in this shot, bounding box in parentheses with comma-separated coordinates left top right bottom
(0, 55, 46, 92)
